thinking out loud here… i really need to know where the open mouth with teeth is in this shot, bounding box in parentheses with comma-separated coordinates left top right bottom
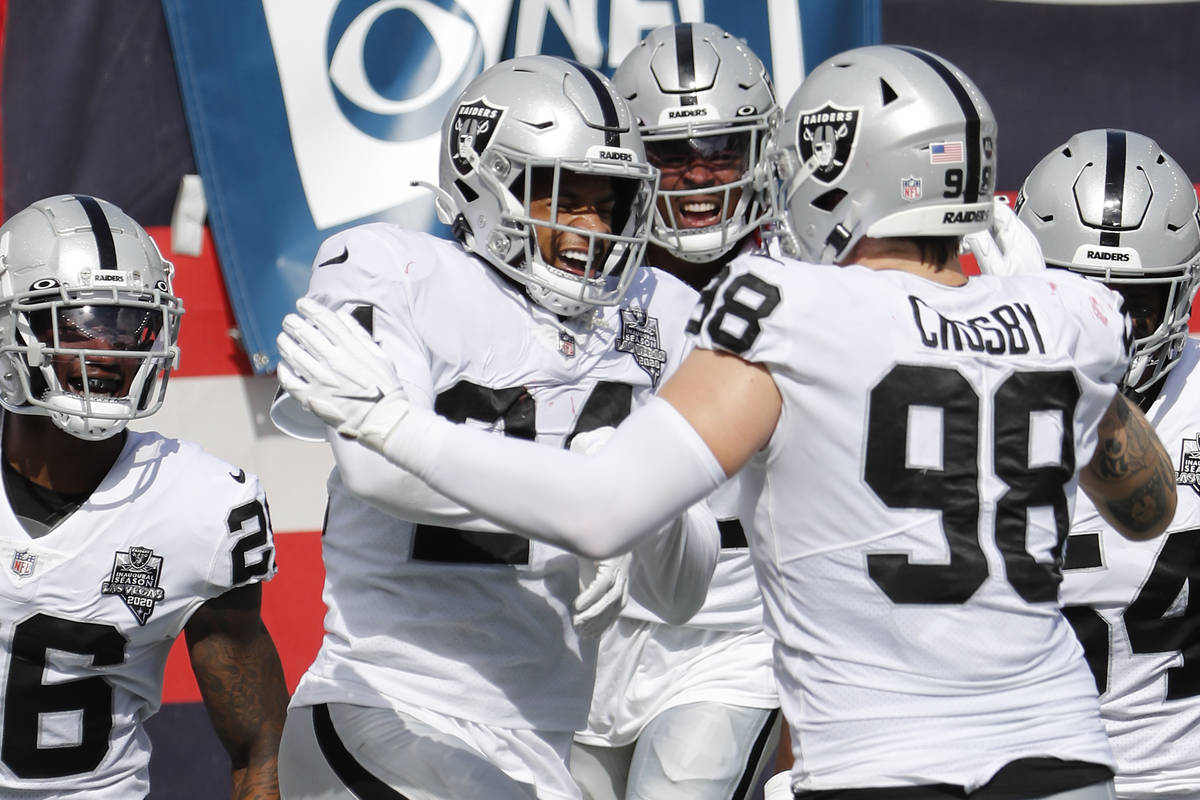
(669, 195, 731, 229)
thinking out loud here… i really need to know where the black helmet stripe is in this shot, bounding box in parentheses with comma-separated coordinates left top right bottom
(675, 23, 698, 105)
(1100, 128, 1126, 247)
(74, 195, 118, 270)
(559, 58, 620, 147)
(896, 47, 981, 205)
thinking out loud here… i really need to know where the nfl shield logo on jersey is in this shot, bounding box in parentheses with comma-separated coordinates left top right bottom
(449, 98, 504, 177)
(797, 104, 860, 184)
(11, 549, 36, 577)
(1177, 433, 1200, 496)
(616, 309, 668, 386)
(101, 546, 166, 625)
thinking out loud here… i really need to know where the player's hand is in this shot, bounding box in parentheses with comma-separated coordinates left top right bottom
(568, 426, 629, 636)
(276, 297, 411, 452)
(573, 554, 631, 638)
(962, 196, 1046, 276)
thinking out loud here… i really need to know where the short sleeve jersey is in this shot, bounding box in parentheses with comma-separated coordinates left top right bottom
(1062, 336, 1200, 799)
(688, 253, 1131, 791)
(290, 225, 698, 731)
(0, 430, 275, 798)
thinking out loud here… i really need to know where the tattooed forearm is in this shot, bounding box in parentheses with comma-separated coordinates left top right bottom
(186, 585, 288, 800)
(1081, 393, 1177, 541)
(1103, 454, 1175, 536)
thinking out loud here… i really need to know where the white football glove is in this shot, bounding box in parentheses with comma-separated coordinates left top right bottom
(573, 553, 631, 638)
(962, 195, 1046, 276)
(569, 426, 631, 637)
(275, 297, 411, 452)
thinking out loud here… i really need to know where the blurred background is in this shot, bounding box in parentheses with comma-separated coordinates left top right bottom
(1, 1, 1197, 796)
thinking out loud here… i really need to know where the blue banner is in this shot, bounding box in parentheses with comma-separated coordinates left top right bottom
(162, 0, 880, 372)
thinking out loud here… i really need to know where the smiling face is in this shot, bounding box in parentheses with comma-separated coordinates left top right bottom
(646, 131, 751, 230)
(527, 169, 619, 278)
(32, 305, 162, 400)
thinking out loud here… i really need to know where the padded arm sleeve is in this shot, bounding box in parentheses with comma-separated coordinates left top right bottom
(382, 397, 727, 559)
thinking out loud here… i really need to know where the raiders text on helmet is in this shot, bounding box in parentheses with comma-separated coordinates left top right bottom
(772, 45, 997, 264)
(434, 55, 658, 317)
(612, 22, 779, 262)
(1017, 129, 1200, 395)
(0, 195, 183, 440)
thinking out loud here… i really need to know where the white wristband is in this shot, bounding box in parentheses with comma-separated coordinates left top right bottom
(763, 771, 793, 800)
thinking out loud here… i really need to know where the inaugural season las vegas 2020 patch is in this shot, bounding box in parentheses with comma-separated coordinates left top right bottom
(101, 546, 166, 625)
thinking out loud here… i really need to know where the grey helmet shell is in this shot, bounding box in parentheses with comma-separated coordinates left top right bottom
(0, 195, 182, 440)
(613, 22, 779, 262)
(1016, 129, 1200, 395)
(438, 55, 658, 317)
(773, 45, 997, 264)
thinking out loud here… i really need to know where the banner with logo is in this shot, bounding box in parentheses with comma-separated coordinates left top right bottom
(161, 0, 880, 372)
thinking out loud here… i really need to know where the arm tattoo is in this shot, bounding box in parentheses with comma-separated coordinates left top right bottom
(1093, 395, 1151, 480)
(1104, 455, 1173, 535)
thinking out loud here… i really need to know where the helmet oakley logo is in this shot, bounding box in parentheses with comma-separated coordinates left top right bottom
(450, 99, 503, 177)
(797, 104, 860, 184)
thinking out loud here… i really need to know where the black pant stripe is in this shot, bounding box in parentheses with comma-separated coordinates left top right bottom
(311, 704, 413, 800)
(732, 707, 781, 800)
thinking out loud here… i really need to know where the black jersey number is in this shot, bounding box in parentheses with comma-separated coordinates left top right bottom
(685, 270, 781, 354)
(1064, 528, 1200, 699)
(229, 499, 274, 585)
(2, 614, 127, 778)
(864, 365, 1078, 604)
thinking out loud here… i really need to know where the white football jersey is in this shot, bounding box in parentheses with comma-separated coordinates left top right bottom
(0, 428, 275, 798)
(289, 225, 697, 733)
(690, 253, 1132, 791)
(1062, 336, 1200, 799)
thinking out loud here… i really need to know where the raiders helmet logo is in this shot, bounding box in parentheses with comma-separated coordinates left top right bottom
(796, 103, 861, 185)
(449, 98, 504, 177)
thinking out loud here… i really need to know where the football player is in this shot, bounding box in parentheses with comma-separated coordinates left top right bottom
(270, 56, 719, 800)
(278, 45, 1181, 800)
(566, 23, 782, 800)
(0, 195, 286, 798)
(1016, 129, 1200, 799)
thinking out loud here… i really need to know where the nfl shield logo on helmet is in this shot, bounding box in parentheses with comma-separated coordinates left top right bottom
(901, 176, 923, 202)
(797, 104, 861, 184)
(449, 98, 504, 177)
(11, 550, 36, 577)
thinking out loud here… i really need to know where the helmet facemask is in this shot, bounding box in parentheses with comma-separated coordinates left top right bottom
(472, 146, 657, 317)
(5, 286, 182, 440)
(643, 118, 775, 262)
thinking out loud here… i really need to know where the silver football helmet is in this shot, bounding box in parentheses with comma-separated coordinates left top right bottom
(1016, 129, 1200, 396)
(0, 195, 182, 440)
(773, 45, 997, 264)
(435, 55, 658, 317)
(613, 22, 778, 262)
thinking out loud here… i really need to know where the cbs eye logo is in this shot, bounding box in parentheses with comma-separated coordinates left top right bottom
(327, 0, 485, 142)
(264, 0, 488, 228)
